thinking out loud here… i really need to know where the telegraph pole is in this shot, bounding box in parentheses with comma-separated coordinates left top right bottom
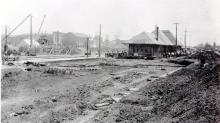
(99, 24, 101, 57)
(30, 14, 33, 48)
(184, 29, 187, 49)
(56, 31, 59, 48)
(4, 25, 8, 54)
(86, 37, 89, 58)
(173, 22, 179, 56)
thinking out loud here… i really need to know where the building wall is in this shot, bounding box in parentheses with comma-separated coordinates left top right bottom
(128, 44, 176, 57)
(76, 37, 87, 48)
(52, 32, 63, 47)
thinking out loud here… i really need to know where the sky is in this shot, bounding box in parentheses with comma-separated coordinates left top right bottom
(0, 0, 220, 46)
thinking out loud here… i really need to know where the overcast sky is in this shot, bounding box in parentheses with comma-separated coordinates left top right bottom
(0, 0, 220, 46)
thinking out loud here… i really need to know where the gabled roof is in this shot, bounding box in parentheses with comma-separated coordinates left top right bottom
(126, 30, 183, 46)
(152, 30, 182, 46)
(126, 32, 166, 45)
(161, 30, 183, 46)
(161, 30, 176, 44)
(157, 30, 174, 45)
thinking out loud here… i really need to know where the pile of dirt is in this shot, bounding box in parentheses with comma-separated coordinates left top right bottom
(191, 50, 220, 60)
(92, 60, 219, 122)
(112, 72, 145, 84)
(24, 61, 46, 67)
(9, 105, 34, 117)
(99, 59, 119, 66)
(168, 59, 194, 66)
(1, 69, 22, 79)
(32, 84, 93, 122)
(44, 66, 101, 76)
(43, 67, 77, 75)
(88, 79, 114, 93)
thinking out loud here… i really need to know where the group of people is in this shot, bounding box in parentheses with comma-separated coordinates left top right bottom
(162, 50, 187, 58)
(105, 50, 128, 58)
(162, 52, 175, 58)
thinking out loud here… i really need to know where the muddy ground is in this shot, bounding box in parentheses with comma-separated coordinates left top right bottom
(90, 58, 220, 122)
(1, 58, 182, 123)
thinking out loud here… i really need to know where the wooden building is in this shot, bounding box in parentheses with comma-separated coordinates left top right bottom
(124, 30, 181, 57)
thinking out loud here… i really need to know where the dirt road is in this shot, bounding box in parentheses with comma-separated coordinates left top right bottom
(1, 58, 181, 123)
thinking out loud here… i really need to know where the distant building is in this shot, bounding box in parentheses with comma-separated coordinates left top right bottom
(73, 33, 88, 48)
(213, 42, 216, 49)
(90, 35, 103, 49)
(52, 31, 63, 48)
(52, 32, 88, 49)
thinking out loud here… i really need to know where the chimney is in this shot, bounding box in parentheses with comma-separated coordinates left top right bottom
(155, 25, 159, 41)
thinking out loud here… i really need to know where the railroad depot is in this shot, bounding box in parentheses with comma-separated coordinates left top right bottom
(124, 28, 182, 58)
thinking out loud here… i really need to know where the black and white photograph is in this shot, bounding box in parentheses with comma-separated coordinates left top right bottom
(1, 0, 220, 122)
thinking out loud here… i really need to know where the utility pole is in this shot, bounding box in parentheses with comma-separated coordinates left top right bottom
(173, 22, 179, 56)
(86, 37, 89, 58)
(99, 24, 101, 57)
(30, 14, 33, 48)
(184, 29, 187, 50)
(4, 25, 8, 54)
(56, 31, 59, 48)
